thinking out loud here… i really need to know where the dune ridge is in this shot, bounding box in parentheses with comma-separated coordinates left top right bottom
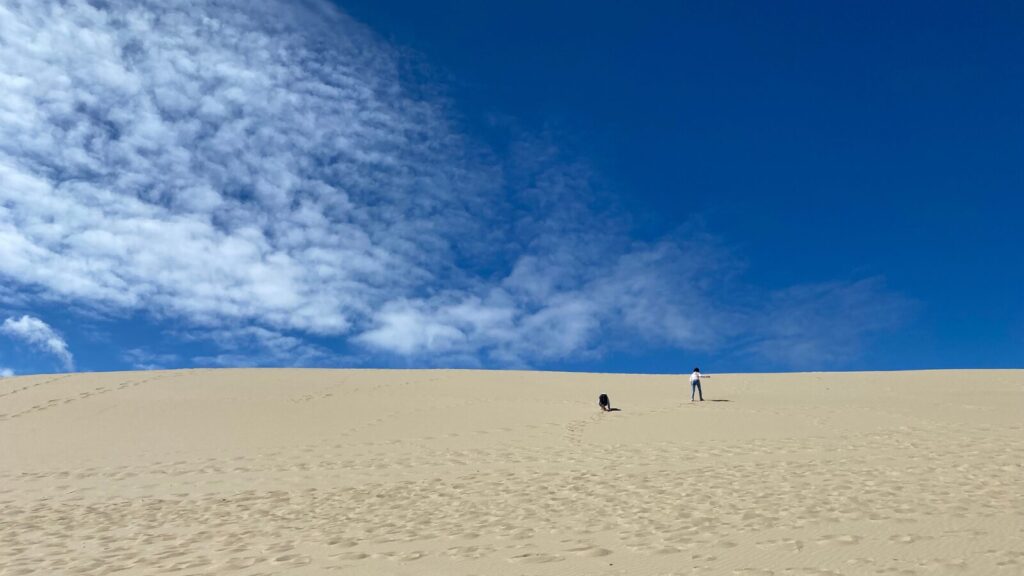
(1, 368, 1022, 575)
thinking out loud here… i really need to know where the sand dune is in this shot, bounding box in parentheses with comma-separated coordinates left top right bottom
(1, 368, 1022, 575)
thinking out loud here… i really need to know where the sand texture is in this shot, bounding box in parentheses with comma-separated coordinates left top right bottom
(1, 368, 1022, 575)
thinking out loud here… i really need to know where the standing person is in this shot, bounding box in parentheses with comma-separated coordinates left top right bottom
(690, 367, 707, 402)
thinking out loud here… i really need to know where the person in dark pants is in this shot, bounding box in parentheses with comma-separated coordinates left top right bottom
(598, 393, 612, 411)
(689, 367, 706, 401)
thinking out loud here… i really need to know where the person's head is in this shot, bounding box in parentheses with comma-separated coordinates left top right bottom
(693, 367, 700, 373)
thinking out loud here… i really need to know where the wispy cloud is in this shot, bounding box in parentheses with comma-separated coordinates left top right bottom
(353, 150, 745, 365)
(0, 315, 74, 370)
(747, 277, 914, 368)
(189, 326, 331, 367)
(0, 368, 14, 378)
(122, 348, 180, 371)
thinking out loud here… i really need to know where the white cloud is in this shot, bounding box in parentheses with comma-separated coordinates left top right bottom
(356, 300, 472, 357)
(0, 315, 74, 370)
(0, 0, 489, 337)
(0, 368, 14, 378)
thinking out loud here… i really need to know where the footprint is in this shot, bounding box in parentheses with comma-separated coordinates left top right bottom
(272, 554, 311, 566)
(816, 534, 862, 546)
(508, 552, 565, 563)
(565, 545, 612, 557)
(223, 556, 262, 570)
(331, 552, 369, 560)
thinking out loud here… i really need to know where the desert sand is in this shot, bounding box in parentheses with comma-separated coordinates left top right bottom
(1, 368, 1022, 575)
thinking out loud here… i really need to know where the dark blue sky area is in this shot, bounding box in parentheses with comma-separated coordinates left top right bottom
(338, 0, 1023, 369)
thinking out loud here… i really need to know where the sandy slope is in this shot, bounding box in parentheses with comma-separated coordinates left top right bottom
(1, 368, 1022, 575)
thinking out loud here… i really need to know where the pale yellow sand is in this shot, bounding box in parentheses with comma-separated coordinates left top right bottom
(1, 369, 1022, 575)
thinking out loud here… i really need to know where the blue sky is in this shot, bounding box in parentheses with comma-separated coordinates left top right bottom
(0, 0, 1020, 376)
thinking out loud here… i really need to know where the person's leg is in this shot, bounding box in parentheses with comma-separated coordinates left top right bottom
(691, 382, 696, 401)
(697, 381, 704, 401)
